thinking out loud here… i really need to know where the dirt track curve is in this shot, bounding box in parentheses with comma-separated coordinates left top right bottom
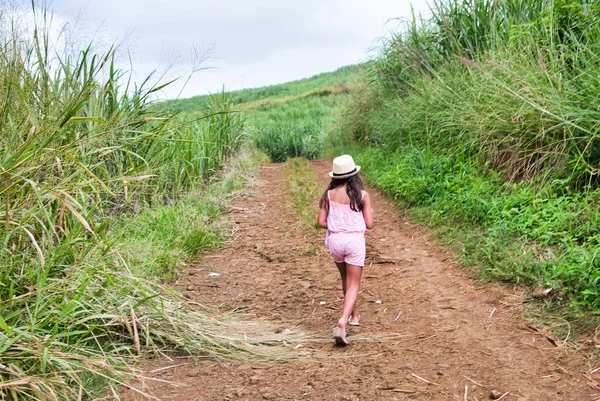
(124, 160, 599, 401)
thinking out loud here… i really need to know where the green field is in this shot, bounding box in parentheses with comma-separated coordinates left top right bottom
(166, 64, 363, 164)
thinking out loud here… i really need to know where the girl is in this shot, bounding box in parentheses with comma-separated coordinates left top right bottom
(317, 155, 374, 346)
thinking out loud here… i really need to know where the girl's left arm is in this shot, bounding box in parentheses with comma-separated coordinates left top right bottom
(362, 192, 374, 229)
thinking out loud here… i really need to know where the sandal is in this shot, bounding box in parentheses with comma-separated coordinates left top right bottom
(348, 315, 360, 327)
(332, 327, 348, 346)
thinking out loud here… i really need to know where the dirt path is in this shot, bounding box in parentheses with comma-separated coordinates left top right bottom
(125, 160, 598, 401)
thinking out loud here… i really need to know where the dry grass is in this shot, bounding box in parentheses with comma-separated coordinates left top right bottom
(282, 158, 322, 230)
(237, 83, 352, 112)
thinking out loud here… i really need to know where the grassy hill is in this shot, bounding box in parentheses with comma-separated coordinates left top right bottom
(163, 64, 362, 113)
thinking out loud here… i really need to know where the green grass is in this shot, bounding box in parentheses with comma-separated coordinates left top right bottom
(248, 95, 346, 162)
(153, 93, 247, 193)
(351, 0, 600, 186)
(114, 148, 269, 281)
(332, 144, 600, 323)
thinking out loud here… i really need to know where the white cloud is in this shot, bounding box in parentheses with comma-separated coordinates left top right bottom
(169, 43, 366, 99)
(27, 0, 432, 99)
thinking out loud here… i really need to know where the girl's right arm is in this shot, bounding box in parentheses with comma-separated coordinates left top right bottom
(362, 192, 374, 229)
(317, 206, 328, 229)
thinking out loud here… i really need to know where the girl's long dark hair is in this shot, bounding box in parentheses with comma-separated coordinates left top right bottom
(319, 174, 365, 212)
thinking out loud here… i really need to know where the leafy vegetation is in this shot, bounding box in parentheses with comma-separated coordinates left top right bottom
(113, 149, 268, 281)
(249, 95, 343, 162)
(156, 93, 246, 192)
(348, 0, 600, 185)
(243, 68, 361, 162)
(341, 146, 600, 318)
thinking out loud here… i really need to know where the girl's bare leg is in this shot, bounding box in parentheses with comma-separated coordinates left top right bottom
(336, 263, 362, 331)
(335, 262, 347, 294)
(336, 262, 360, 322)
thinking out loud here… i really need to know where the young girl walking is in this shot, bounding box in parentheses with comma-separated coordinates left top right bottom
(317, 155, 374, 346)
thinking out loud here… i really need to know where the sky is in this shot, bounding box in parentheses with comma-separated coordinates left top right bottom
(43, 0, 431, 99)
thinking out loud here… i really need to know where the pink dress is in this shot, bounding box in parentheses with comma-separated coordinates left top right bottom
(325, 190, 367, 267)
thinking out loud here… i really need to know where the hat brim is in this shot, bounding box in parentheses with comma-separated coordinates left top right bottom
(328, 165, 361, 179)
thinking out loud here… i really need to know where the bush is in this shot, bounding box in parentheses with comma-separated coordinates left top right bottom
(338, 0, 600, 318)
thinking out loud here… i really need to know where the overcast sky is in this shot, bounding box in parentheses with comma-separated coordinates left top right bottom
(45, 0, 431, 99)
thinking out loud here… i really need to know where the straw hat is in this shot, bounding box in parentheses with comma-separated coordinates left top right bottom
(329, 155, 361, 179)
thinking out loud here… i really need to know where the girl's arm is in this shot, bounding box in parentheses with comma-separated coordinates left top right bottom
(317, 207, 328, 229)
(362, 192, 374, 229)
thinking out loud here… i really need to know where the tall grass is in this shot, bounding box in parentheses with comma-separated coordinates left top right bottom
(164, 64, 361, 163)
(149, 92, 246, 192)
(349, 0, 600, 185)
(0, 6, 263, 399)
(339, 0, 600, 317)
